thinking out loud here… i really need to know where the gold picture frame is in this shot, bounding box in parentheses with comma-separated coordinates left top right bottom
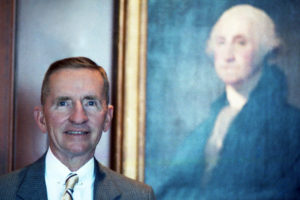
(114, 0, 148, 182)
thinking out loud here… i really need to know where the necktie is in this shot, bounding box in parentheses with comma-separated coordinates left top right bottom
(62, 173, 79, 200)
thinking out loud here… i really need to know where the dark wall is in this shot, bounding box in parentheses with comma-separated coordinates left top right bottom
(0, 0, 15, 174)
(145, 0, 300, 192)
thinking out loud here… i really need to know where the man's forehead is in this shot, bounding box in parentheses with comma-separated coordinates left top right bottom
(50, 67, 101, 77)
(215, 16, 254, 37)
(48, 68, 103, 85)
(54, 94, 103, 101)
(48, 68, 104, 93)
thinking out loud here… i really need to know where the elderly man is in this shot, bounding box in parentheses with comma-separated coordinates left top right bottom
(158, 4, 300, 200)
(0, 57, 155, 200)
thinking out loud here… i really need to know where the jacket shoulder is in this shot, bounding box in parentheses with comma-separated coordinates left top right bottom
(97, 164, 155, 200)
(0, 168, 26, 199)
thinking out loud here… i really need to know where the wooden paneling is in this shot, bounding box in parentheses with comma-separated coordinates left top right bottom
(0, 0, 15, 175)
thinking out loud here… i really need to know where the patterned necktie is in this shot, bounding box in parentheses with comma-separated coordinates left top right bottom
(62, 173, 79, 200)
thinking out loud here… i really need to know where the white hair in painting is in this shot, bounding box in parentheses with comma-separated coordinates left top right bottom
(206, 4, 281, 59)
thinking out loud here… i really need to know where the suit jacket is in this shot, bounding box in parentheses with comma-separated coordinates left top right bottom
(0, 155, 155, 200)
(157, 65, 300, 200)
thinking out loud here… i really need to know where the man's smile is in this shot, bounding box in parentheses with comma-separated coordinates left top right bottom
(64, 130, 90, 135)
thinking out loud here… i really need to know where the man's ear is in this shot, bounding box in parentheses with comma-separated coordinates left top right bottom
(103, 105, 114, 132)
(33, 106, 47, 133)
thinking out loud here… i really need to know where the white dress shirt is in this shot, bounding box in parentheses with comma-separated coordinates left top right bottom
(45, 148, 95, 200)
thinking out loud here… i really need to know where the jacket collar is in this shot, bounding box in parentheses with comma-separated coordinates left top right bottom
(16, 155, 122, 200)
(16, 155, 48, 200)
(211, 65, 287, 114)
(93, 161, 122, 200)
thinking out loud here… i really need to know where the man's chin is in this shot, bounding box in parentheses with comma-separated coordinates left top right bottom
(222, 78, 245, 88)
(63, 145, 95, 157)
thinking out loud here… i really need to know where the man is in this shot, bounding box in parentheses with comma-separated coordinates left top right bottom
(0, 57, 155, 200)
(157, 4, 300, 199)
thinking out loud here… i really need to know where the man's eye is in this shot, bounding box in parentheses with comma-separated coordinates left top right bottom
(58, 101, 67, 106)
(83, 99, 101, 110)
(237, 40, 246, 46)
(87, 100, 96, 106)
(216, 40, 225, 45)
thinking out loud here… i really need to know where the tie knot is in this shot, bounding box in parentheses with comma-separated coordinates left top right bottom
(62, 173, 79, 200)
(65, 173, 79, 190)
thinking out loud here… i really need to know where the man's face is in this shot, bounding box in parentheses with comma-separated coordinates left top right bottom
(35, 68, 113, 161)
(212, 16, 262, 87)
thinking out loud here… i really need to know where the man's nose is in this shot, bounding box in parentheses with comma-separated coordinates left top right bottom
(224, 45, 235, 62)
(69, 101, 88, 124)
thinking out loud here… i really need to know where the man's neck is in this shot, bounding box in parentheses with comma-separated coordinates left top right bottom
(45, 148, 95, 200)
(50, 147, 94, 172)
(226, 70, 262, 109)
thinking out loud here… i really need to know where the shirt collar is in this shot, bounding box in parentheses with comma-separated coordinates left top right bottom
(226, 70, 262, 110)
(45, 148, 95, 186)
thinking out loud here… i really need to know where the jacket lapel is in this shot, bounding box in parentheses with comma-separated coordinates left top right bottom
(16, 155, 48, 200)
(15, 156, 122, 200)
(93, 161, 121, 200)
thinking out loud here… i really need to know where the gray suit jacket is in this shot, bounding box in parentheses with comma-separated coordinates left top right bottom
(0, 156, 155, 200)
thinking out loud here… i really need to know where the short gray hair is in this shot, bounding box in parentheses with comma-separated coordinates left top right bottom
(206, 4, 281, 59)
(41, 57, 109, 105)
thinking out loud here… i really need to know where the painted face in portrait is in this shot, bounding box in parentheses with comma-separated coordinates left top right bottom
(34, 68, 113, 161)
(212, 16, 262, 88)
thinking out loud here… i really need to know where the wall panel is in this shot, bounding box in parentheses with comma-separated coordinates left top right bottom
(13, 0, 114, 169)
(0, 0, 15, 175)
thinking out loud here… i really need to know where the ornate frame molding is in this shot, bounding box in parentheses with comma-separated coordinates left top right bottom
(114, 0, 148, 182)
